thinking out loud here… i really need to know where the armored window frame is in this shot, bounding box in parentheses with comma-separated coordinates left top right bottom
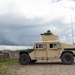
(49, 43, 58, 49)
(36, 44, 45, 49)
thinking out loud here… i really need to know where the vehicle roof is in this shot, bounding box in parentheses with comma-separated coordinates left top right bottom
(35, 40, 73, 45)
(35, 40, 60, 43)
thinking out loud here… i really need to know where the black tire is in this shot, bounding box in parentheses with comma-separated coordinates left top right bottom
(61, 53, 74, 65)
(19, 54, 30, 65)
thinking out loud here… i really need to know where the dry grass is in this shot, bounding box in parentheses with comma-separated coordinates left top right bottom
(0, 59, 18, 75)
(0, 60, 75, 75)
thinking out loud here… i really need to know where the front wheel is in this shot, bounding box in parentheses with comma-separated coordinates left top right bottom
(61, 53, 74, 65)
(19, 54, 30, 65)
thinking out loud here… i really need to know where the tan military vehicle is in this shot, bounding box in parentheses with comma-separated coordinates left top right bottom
(19, 30, 75, 65)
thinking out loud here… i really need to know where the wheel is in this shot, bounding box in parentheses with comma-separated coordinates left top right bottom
(19, 54, 30, 65)
(61, 53, 74, 65)
(31, 60, 37, 64)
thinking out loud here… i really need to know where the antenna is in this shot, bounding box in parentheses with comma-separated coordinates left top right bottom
(60, 6, 74, 44)
(70, 7, 74, 45)
(71, 15, 74, 45)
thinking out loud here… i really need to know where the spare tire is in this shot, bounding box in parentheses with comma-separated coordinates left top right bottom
(19, 53, 30, 65)
(61, 53, 74, 65)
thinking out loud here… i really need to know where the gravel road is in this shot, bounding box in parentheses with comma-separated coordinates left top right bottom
(11, 60, 75, 75)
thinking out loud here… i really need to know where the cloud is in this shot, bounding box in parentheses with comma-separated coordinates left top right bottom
(0, 0, 75, 46)
(0, 0, 75, 20)
(0, 14, 48, 46)
(0, 14, 73, 46)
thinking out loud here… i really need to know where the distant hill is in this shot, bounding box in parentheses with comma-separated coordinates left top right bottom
(0, 45, 33, 51)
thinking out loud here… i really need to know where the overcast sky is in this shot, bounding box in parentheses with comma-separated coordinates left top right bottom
(0, 0, 75, 46)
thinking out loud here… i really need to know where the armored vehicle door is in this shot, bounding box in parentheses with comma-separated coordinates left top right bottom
(34, 43, 47, 59)
(47, 42, 61, 58)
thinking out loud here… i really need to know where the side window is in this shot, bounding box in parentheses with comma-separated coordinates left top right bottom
(58, 43, 61, 48)
(49, 43, 58, 48)
(39, 44, 43, 48)
(54, 44, 57, 48)
(50, 44, 53, 48)
(36, 44, 39, 48)
(36, 44, 44, 49)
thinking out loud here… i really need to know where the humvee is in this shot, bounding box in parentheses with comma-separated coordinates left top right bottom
(19, 30, 75, 65)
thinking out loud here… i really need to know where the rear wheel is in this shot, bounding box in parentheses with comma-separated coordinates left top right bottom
(19, 54, 30, 65)
(61, 53, 74, 65)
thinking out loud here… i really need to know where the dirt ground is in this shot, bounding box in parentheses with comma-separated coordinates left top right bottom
(10, 60, 75, 75)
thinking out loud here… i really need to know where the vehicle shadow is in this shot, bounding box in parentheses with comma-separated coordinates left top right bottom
(30, 62, 75, 65)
